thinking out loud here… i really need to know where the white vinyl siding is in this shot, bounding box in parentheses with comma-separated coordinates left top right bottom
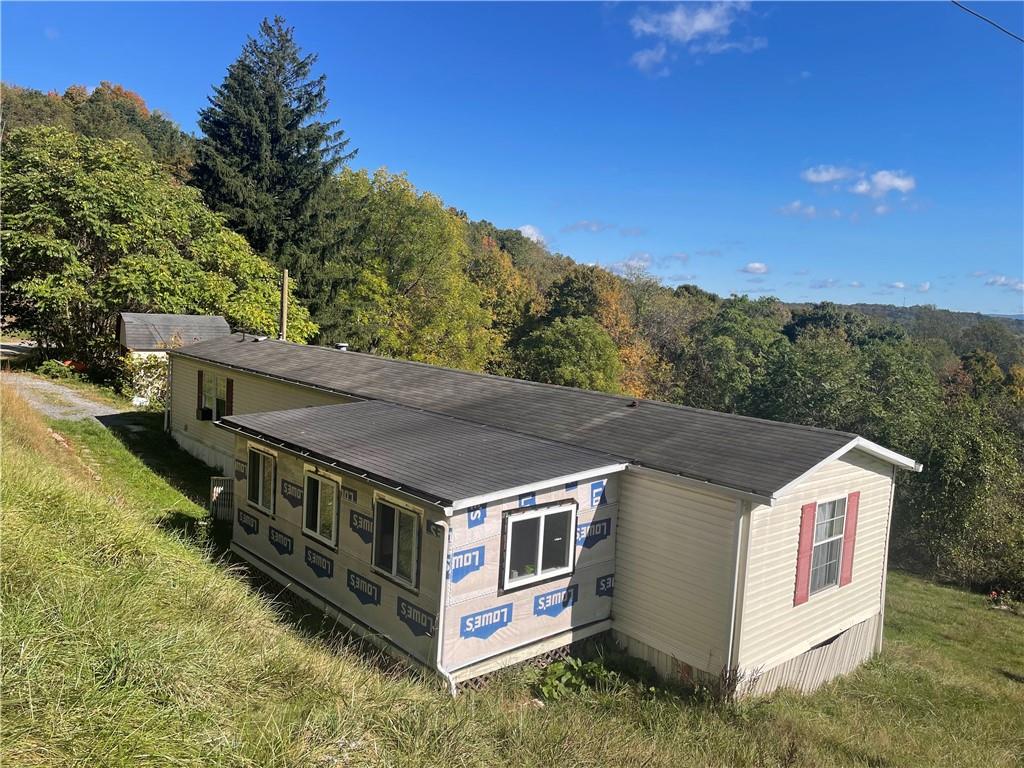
(736, 449, 894, 673)
(612, 469, 738, 676)
(169, 356, 351, 473)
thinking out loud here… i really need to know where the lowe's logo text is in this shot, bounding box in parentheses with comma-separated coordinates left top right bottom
(449, 546, 485, 583)
(398, 597, 435, 637)
(596, 573, 615, 597)
(460, 604, 513, 640)
(467, 504, 487, 529)
(533, 584, 579, 618)
(347, 570, 381, 606)
(349, 510, 373, 544)
(237, 509, 259, 536)
(304, 546, 334, 579)
(281, 479, 303, 508)
(590, 480, 607, 508)
(268, 526, 293, 556)
(576, 518, 611, 549)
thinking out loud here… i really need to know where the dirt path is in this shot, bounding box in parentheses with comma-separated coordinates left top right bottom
(2, 373, 127, 422)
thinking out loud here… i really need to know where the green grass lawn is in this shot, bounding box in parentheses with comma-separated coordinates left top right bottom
(2, 388, 1022, 768)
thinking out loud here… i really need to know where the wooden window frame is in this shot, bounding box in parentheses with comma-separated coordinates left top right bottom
(371, 494, 421, 591)
(246, 447, 276, 515)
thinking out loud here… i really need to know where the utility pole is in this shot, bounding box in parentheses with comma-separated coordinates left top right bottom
(278, 269, 289, 341)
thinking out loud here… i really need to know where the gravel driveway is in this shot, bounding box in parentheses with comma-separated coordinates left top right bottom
(3, 373, 127, 421)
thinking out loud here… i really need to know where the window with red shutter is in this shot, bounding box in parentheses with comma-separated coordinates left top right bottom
(839, 491, 860, 586)
(794, 501, 816, 606)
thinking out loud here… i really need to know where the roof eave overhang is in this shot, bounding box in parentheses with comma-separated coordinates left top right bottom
(770, 436, 922, 502)
(449, 463, 630, 515)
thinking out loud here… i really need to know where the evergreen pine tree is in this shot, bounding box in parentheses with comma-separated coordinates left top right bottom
(193, 16, 355, 282)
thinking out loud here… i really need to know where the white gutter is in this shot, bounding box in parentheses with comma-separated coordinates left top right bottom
(449, 463, 629, 513)
(433, 519, 458, 696)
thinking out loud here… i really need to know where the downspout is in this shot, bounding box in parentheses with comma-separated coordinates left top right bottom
(433, 519, 458, 696)
(164, 354, 173, 433)
(726, 500, 752, 675)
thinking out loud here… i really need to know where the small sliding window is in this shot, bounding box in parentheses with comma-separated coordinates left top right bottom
(503, 503, 576, 589)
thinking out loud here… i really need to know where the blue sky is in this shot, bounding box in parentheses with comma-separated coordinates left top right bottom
(3, 1, 1022, 314)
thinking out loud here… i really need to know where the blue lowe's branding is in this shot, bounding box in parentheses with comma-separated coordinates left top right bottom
(347, 569, 381, 606)
(342, 487, 357, 504)
(460, 603, 513, 640)
(237, 509, 259, 536)
(304, 546, 333, 578)
(397, 597, 435, 637)
(467, 504, 487, 528)
(596, 573, 615, 597)
(234, 460, 246, 481)
(427, 521, 444, 538)
(281, 479, 303, 508)
(349, 509, 373, 544)
(564, 481, 578, 491)
(449, 545, 485, 583)
(590, 480, 607, 508)
(576, 518, 611, 548)
(533, 584, 579, 618)
(519, 492, 536, 507)
(268, 526, 293, 556)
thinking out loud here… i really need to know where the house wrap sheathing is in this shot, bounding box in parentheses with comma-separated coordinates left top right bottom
(167, 334, 920, 694)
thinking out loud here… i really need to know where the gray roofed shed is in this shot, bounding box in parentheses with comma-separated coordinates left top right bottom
(118, 313, 230, 351)
(174, 334, 860, 499)
(218, 400, 627, 508)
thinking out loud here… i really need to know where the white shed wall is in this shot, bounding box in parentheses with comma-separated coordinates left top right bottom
(736, 450, 895, 675)
(612, 469, 738, 679)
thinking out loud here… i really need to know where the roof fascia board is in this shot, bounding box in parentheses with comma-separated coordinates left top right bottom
(627, 464, 776, 507)
(449, 463, 630, 513)
(771, 437, 921, 500)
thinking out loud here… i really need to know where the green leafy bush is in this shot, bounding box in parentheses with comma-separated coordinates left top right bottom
(532, 656, 622, 701)
(36, 359, 82, 381)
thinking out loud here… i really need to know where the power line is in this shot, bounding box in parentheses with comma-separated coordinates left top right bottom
(951, 1, 1024, 44)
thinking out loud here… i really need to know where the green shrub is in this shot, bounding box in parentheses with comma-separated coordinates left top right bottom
(532, 656, 623, 701)
(36, 359, 82, 381)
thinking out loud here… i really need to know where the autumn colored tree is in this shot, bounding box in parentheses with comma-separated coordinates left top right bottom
(520, 317, 622, 393)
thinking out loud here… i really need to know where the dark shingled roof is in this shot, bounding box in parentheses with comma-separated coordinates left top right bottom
(220, 401, 626, 507)
(175, 334, 859, 499)
(119, 313, 230, 351)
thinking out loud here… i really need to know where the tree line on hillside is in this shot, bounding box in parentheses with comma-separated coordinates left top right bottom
(1, 16, 1021, 594)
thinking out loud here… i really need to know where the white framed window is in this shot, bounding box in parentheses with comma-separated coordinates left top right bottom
(203, 374, 228, 420)
(503, 502, 576, 589)
(304, 473, 338, 547)
(373, 496, 420, 588)
(247, 447, 275, 514)
(810, 497, 847, 594)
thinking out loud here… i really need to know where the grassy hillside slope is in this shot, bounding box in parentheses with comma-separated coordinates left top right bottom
(1, 385, 1022, 767)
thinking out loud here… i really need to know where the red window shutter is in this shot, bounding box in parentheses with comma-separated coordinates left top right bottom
(196, 370, 204, 410)
(225, 378, 234, 416)
(839, 491, 860, 587)
(794, 501, 816, 606)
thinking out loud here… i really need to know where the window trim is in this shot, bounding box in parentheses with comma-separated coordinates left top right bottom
(302, 471, 339, 549)
(246, 446, 276, 515)
(371, 492, 421, 591)
(809, 494, 847, 596)
(202, 371, 229, 420)
(502, 502, 577, 590)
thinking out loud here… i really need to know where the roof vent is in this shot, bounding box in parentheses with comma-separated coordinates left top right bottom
(334, 342, 349, 351)
(252, 335, 268, 342)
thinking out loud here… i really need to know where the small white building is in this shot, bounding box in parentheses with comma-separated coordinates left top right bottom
(117, 312, 230, 358)
(166, 334, 920, 695)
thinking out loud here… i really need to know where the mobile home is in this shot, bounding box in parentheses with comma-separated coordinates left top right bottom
(167, 334, 920, 694)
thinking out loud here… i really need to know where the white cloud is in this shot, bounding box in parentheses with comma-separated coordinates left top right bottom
(741, 261, 769, 274)
(917, 281, 931, 293)
(611, 252, 653, 275)
(986, 275, 1024, 292)
(562, 220, 614, 234)
(810, 278, 839, 289)
(801, 165, 852, 184)
(852, 169, 916, 198)
(874, 205, 889, 215)
(629, 2, 762, 73)
(630, 44, 670, 75)
(849, 280, 863, 288)
(671, 251, 690, 263)
(620, 226, 646, 237)
(779, 200, 817, 218)
(970, 270, 988, 277)
(517, 225, 545, 245)
(886, 281, 906, 290)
